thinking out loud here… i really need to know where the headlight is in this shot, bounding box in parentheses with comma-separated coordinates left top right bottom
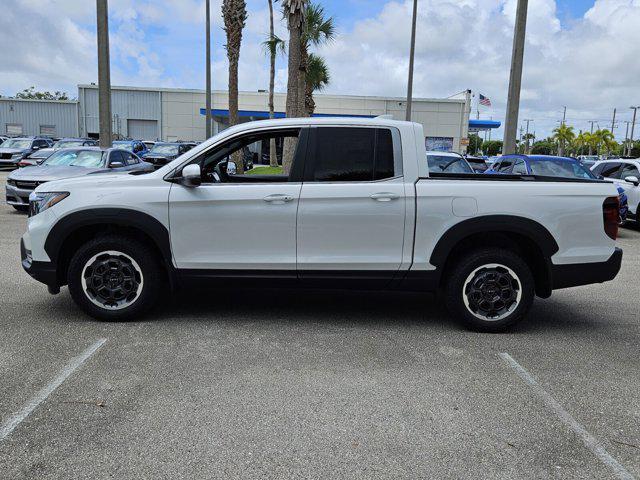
(6, 179, 16, 186)
(11, 153, 24, 160)
(28, 192, 69, 217)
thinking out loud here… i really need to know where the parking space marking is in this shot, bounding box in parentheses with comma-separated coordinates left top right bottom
(0, 338, 107, 442)
(499, 352, 635, 480)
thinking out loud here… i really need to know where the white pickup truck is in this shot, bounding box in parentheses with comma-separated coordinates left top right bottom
(20, 117, 622, 331)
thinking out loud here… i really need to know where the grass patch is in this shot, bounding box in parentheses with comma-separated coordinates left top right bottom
(247, 166, 284, 175)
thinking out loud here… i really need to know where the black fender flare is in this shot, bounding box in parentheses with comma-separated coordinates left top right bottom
(429, 215, 559, 268)
(44, 208, 172, 266)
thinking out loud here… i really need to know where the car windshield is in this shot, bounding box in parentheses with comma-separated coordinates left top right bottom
(427, 154, 473, 173)
(149, 144, 179, 155)
(112, 142, 133, 151)
(1, 139, 31, 149)
(43, 150, 105, 167)
(528, 159, 596, 179)
(53, 140, 84, 148)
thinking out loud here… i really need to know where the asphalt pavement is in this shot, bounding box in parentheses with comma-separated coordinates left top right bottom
(0, 171, 638, 479)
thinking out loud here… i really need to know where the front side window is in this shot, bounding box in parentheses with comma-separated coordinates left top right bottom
(196, 129, 301, 184)
(512, 159, 528, 174)
(498, 160, 513, 173)
(598, 162, 623, 178)
(620, 163, 640, 179)
(309, 127, 398, 182)
(528, 160, 595, 179)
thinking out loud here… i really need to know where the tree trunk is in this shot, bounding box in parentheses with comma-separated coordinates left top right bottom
(305, 80, 315, 116)
(297, 44, 308, 117)
(282, 4, 303, 174)
(268, 0, 278, 167)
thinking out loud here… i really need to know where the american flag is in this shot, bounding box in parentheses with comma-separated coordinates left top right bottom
(479, 94, 492, 107)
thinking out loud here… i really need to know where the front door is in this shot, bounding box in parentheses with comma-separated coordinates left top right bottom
(169, 128, 305, 270)
(297, 126, 406, 278)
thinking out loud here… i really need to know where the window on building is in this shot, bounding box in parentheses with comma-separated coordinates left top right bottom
(309, 127, 398, 182)
(40, 125, 56, 137)
(6, 124, 23, 136)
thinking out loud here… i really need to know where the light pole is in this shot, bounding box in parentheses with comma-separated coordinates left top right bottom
(96, 0, 112, 148)
(205, 0, 212, 139)
(502, 0, 528, 154)
(405, 0, 418, 121)
(629, 106, 638, 156)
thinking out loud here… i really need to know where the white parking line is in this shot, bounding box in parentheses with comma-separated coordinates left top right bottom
(0, 338, 107, 442)
(499, 352, 635, 480)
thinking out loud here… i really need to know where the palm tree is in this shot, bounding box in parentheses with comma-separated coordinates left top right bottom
(299, 3, 335, 116)
(282, 0, 307, 174)
(223, 0, 247, 172)
(264, 0, 285, 166)
(552, 124, 575, 156)
(594, 129, 615, 155)
(305, 53, 329, 115)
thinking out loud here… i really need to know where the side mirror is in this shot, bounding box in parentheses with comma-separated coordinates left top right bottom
(624, 175, 639, 186)
(181, 163, 201, 187)
(32, 146, 40, 150)
(109, 161, 124, 168)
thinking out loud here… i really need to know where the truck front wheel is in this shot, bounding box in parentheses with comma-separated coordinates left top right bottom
(444, 248, 534, 332)
(67, 235, 164, 321)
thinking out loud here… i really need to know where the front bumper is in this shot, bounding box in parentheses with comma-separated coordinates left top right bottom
(20, 238, 58, 289)
(0, 159, 20, 169)
(551, 247, 623, 290)
(5, 183, 34, 206)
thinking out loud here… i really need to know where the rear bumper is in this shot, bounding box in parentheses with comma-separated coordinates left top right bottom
(551, 247, 623, 290)
(21, 238, 58, 288)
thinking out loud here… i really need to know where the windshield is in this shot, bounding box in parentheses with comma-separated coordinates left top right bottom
(529, 159, 596, 179)
(53, 140, 84, 149)
(149, 144, 179, 155)
(112, 142, 133, 151)
(43, 150, 105, 167)
(427, 154, 473, 174)
(1, 139, 31, 149)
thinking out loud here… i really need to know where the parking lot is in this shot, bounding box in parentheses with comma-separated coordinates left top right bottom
(0, 169, 638, 479)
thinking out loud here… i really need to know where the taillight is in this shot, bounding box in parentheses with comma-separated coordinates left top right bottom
(17, 161, 29, 167)
(603, 196, 619, 240)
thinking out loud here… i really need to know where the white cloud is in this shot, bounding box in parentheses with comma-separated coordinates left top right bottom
(1, 0, 639, 140)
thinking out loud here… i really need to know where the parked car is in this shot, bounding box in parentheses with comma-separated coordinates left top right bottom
(426, 151, 474, 174)
(486, 154, 594, 178)
(143, 141, 157, 150)
(20, 118, 622, 332)
(142, 142, 197, 169)
(0, 135, 9, 145)
(112, 140, 149, 156)
(591, 159, 640, 224)
(6, 147, 153, 211)
(52, 138, 98, 149)
(0, 137, 53, 169)
(464, 155, 489, 173)
(17, 148, 55, 167)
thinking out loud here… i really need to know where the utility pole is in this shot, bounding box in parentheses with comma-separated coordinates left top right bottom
(624, 121, 631, 156)
(205, 0, 212, 139)
(96, 0, 112, 148)
(629, 106, 638, 157)
(588, 120, 596, 134)
(524, 118, 533, 153)
(503, 0, 529, 154)
(561, 106, 566, 125)
(611, 108, 616, 134)
(405, 0, 418, 121)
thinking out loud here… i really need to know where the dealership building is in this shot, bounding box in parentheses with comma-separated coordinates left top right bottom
(1, 85, 499, 153)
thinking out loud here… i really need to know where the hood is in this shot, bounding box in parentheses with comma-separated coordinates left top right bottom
(8, 165, 108, 182)
(34, 170, 148, 194)
(33, 148, 55, 156)
(144, 152, 176, 159)
(0, 147, 27, 155)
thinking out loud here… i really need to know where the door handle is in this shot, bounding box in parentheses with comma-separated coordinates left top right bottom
(370, 192, 400, 202)
(263, 194, 294, 204)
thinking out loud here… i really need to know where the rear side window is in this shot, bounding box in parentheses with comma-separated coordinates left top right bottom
(512, 159, 528, 174)
(309, 127, 399, 182)
(498, 160, 513, 173)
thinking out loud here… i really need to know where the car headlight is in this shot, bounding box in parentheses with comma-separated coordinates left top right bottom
(11, 153, 25, 160)
(28, 192, 69, 217)
(6, 179, 16, 186)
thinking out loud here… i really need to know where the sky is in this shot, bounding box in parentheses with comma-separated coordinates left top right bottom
(1, 0, 640, 141)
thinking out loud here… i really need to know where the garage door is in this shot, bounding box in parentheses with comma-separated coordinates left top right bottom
(127, 119, 158, 140)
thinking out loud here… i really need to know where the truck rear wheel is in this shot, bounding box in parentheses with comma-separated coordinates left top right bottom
(444, 248, 534, 332)
(67, 235, 163, 321)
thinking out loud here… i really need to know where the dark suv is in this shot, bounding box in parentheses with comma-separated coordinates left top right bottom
(142, 142, 196, 169)
(0, 137, 53, 169)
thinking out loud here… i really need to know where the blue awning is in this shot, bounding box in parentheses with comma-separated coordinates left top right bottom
(200, 108, 376, 119)
(469, 119, 501, 131)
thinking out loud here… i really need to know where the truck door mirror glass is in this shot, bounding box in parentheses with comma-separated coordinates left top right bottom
(181, 163, 201, 187)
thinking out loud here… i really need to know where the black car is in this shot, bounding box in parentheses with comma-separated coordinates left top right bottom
(142, 142, 196, 169)
(0, 137, 53, 169)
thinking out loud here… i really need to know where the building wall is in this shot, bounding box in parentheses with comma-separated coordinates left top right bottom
(0, 98, 79, 138)
(77, 85, 471, 152)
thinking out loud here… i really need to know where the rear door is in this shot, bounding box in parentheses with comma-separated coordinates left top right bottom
(297, 126, 406, 281)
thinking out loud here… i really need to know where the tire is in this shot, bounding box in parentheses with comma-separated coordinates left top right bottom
(444, 248, 534, 332)
(67, 235, 164, 321)
(12, 205, 28, 212)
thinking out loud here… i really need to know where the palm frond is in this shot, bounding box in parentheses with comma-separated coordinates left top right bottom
(262, 34, 287, 56)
